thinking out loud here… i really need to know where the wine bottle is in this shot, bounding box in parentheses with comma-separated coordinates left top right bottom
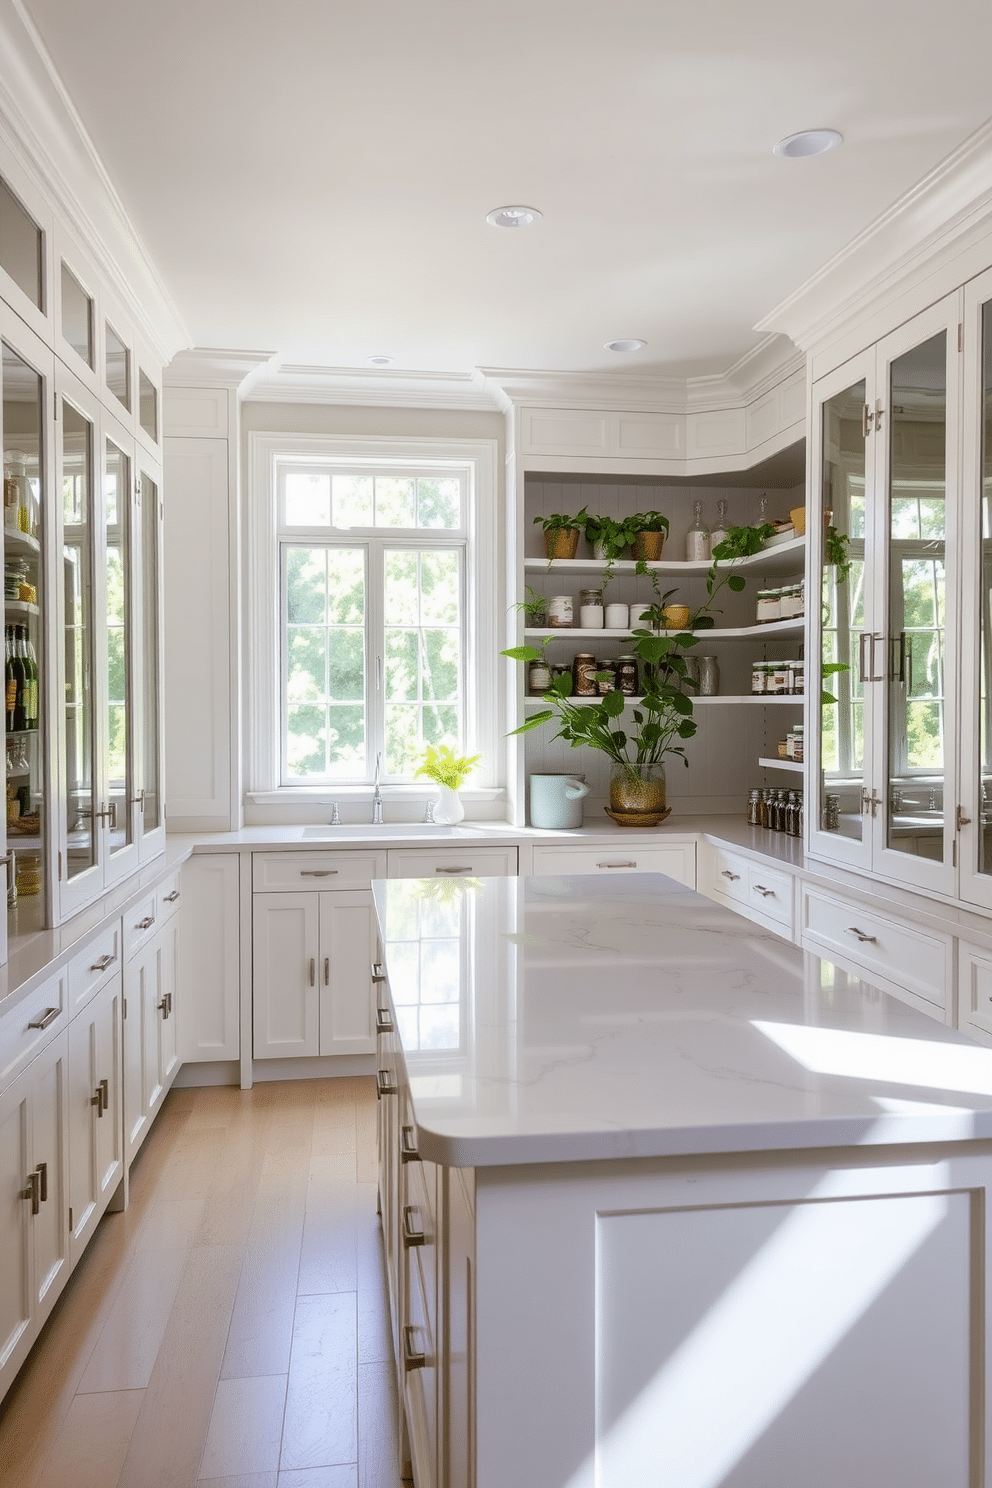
(9, 625, 26, 732)
(4, 627, 15, 732)
(21, 625, 38, 729)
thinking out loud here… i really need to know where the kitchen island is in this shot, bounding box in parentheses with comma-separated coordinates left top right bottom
(373, 872, 992, 1488)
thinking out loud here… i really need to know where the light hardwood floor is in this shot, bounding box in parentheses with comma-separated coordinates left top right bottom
(0, 1077, 410, 1488)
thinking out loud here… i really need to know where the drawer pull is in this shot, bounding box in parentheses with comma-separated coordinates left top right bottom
(401, 1124, 420, 1163)
(163, 889, 181, 903)
(323, 956, 330, 986)
(100, 1077, 109, 1114)
(721, 870, 741, 882)
(309, 957, 316, 987)
(752, 885, 774, 898)
(36, 1161, 47, 1203)
(90, 952, 116, 971)
(371, 962, 387, 983)
(376, 1068, 397, 1099)
(403, 1204, 426, 1247)
(28, 1006, 59, 1031)
(375, 1006, 394, 1034)
(846, 926, 878, 944)
(136, 915, 156, 930)
(158, 992, 173, 1018)
(436, 866, 472, 874)
(91, 1084, 104, 1116)
(403, 1324, 426, 1371)
(300, 869, 338, 877)
(597, 861, 636, 869)
(21, 1170, 40, 1216)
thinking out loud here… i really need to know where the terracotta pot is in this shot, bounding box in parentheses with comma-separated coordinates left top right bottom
(544, 528, 580, 560)
(632, 530, 665, 561)
(661, 604, 690, 630)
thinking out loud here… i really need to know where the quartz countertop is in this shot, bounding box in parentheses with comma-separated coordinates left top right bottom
(373, 872, 992, 1168)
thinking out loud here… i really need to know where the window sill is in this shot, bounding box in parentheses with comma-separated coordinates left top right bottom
(246, 785, 505, 807)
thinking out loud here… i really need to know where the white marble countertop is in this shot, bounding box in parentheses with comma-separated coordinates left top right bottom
(373, 872, 992, 1168)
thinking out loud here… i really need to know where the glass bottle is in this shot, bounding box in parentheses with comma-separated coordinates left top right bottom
(3, 627, 14, 731)
(685, 500, 710, 561)
(9, 626, 26, 732)
(17, 626, 37, 729)
(710, 498, 730, 549)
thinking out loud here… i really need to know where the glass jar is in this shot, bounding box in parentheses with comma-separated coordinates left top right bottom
(780, 583, 804, 619)
(787, 725, 804, 762)
(792, 659, 805, 695)
(746, 788, 762, 825)
(604, 602, 629, 629)
(697, 656, 720, 696)
(615, 655, 638, 695)
(823, 794, 840, 831)
(710, 498, 729, 549)
(579, 588, 605, 628)
(573, 654, 598, 696)
(528, 658, 552, 695)
(15, 851, 41, 896)
(685, 500, 710, 561)
(756, 589, 780, 623)
(551, 664, 572, 691)
(609, 762, 666, 817)
(547, 595, 573, 628)
(751, 660, 766, 695)
(596, 659, 616, 695)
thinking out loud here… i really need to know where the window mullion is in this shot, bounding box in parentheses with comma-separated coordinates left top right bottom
(367, 536, 385, 782)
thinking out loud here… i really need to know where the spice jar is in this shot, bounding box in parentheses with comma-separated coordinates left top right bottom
(792, 659, 805, 695)
(780, 583, 804, 619)
(579, 588, 605, 628)
(528, 658, 552, 695)
(823, 794, 840, 831)
(615, 655, 639, 695)
(747, 788, 762, 825)
(547, 595, 573, 628)
(573, 654, 598, 696)
(596, 659, 616, 695)
(756, 589, 780, 623)
(751, 660, 767, 695)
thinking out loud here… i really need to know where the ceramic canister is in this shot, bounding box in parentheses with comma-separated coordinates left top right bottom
(529, 773, 590, 830)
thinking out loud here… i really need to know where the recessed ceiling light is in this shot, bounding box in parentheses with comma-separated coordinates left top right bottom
(366, 355, 395, 367)
(605, 338, 646, 353)
(773, 129, 843, 159)
(486, 205, 542, 229)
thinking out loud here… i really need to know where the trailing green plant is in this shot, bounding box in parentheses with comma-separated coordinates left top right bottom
(825, 525, 851, 583)
(582, 513, 643, 587)
(532, 507, 589, 537)
(414, 744, 482, 790)
(821, 660, 850, 707)
(632, 510, 670, 534)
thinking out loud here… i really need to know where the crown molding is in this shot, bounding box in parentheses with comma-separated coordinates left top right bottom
(0, 0, 190, 365)
(246, 361, 498, 411)
(757, 115, 992, 352)
(165, 348, 279, 393)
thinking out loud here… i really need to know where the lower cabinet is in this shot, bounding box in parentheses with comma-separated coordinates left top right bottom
(179, 851, 241, 1063)
(67, 971, 123, 1263)
(697, 839, 797, 939)
(253, 888, 379, 1059)
(531, 840, 695, 887)
(0, 1025, 69, 1400)
(123, 909, 180, 1164)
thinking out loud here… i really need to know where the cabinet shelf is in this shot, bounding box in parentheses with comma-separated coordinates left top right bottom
(757, 757, 804, 773)
(5, 599, 39, 618)
(524, 617, 805, 643)
(524, 536, 806, 580)
(3, 529, 40, 557)
(523, 693, 805, 709)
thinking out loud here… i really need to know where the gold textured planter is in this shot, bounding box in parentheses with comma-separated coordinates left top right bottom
(544, 528, 580, 560)
(661, 604, 690, 630)
(632, 530, 665, 561)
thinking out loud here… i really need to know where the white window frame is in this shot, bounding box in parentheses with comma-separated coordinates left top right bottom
(246, 432, 502, 803)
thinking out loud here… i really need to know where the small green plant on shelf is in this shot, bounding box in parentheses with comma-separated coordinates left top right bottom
(413, 745, 482, 790)
(513, 587, 549, 626)
(533, 508, 589, 562)
(825, 525, 852, 583)
(582, 513, 644, 585)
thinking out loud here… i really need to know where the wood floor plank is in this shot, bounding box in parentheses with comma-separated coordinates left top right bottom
(116, 1244, 245, 1488)
(278, 1467, 358, 1487)
(298, 1156, 358, 1296)
(357, 1360, 406, 1488)
(199, 1475, 277, 1488)
(77, 1245, 191, 1394)
(279, 1294, 358, 1473)
(355, 1183, 393, 1366)
(33, 1387, 145, 1488)
(198, 1374, 288, 1480)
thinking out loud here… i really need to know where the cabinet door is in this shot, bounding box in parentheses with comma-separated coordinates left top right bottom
(134, 454, 165, 863)
(252, 892, 319, 1058)
(156, 915, 179, 1090)
(318, 889, 377, 1056)
(101, 416, 139, 887)
(67, 974, 123, 1262)
(179, 853, 241, 1063)
(123, 934, 158, 1161)
(25, 1031, 68, 1326)
(0, 1063, 32, 1386)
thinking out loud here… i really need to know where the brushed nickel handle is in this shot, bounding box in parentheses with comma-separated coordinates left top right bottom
(323, 956, 329, 986)
(375, 1006, 394, 1034)
(90, 952, 116, 971)
(300, 869, 338, 877)
(309, 957, 315, 987)
(846, 926, 877, 944)
(403, 1204, 426, 1247)
(721, 870, 741, 881)
(158, 995, 170, 1017)
(752, 885, 774, 898)
(21, 1170, 40, 1216)
(371, 962, 387, 983)
(100, 1077, 109, 1113)
(137, 914, 155, 930)
(597, 861, 636, 869)
(403, 1324, 426, 1371)
(92, 1085, 103, 1116)
(376, 1068, 397, 1099)
(435, 866, 472, 874)
(28, 1006, 59, 1030)
(957, 806, 972, 830)
(163, 889, 180, 902)
(36, 1161, 47, 1203)
(400, 1125, 420, 1163)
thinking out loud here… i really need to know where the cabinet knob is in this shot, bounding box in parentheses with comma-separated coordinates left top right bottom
(100, 1077, 109, 1113)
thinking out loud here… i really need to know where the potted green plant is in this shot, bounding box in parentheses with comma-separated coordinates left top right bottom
(513, 587, 549, 627)
(414, 744, 482, 824)
(533, 507, 589, 561)
(582, 512, 643, 586)
(630, 511, 670, 561)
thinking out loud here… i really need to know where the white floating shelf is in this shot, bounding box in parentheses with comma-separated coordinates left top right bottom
(523, 617, 804, 643)
(757, 756, 804, 773)
(5, 599, 40, 618)
(3, 530, 41, 556)
(523, 693, 805, 709)
(524, 536, 806, 580)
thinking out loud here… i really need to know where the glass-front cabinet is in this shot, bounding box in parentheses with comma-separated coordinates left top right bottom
(810, 295, 960, 897)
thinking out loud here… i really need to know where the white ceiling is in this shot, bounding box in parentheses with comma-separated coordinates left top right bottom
(20, 0, 992, 381)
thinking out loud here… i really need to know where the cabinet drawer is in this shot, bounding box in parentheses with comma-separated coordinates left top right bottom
(0, 971, 67, 1089)
(388, 846, 517, 879)
(958, 942, 992, 1043)
(531, 841, 695, 888)
(124, 890, 159, 961)
(802, 888, 948, 1010)
(67, 922, 122, 1017)
(706, 846, 748, 905)
(253, 850, 386, 893)
(745, 863, 793, 928)
(156, 871, 182, 923)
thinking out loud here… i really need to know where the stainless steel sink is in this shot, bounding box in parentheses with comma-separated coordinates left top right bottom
(301, 823, 464, 839)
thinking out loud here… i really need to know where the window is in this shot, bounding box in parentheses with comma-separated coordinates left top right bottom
(248, 435, 499, 797)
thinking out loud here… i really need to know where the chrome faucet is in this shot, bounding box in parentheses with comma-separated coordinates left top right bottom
(372, 752, 383, 824)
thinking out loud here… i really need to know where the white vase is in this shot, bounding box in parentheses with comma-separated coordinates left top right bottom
(435, 784, 465, 825)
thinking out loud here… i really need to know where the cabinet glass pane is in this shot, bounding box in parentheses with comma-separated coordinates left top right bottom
(978, 305, 992, 877)
(60, 264, 93, 368)
(105, 323, 130, 412)
(140, 472, 160, 834)
(105, 439, 132, 853)
(138, 370, 157, 442)
(3, 342, 46, 935)
(62, 401, 96, 879)
(819, 380, 867, 843)
(0, 177, 43, 309)
(885, 332, 947, 862)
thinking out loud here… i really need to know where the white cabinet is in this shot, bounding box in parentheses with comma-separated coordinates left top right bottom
(531, 840, 694, 887)
(122, 893, 180, 1163)
(697, 840, 795, 938)
(387, 845, 517, 879)
(179, 852, 241, 1064)
(67, 968, 122, 1263)
(0, 1025, 68, 1400)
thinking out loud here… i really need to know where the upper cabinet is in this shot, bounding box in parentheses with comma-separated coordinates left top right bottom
(809, 294, 962, 898)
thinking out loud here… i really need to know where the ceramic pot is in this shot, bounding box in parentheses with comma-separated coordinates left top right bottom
(434, 784, 465, 825)
(544, 528, 580, 560)
(609, 763, 666, 816)
(632, 530, 665, 561)
(529, 773, 590, 830)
